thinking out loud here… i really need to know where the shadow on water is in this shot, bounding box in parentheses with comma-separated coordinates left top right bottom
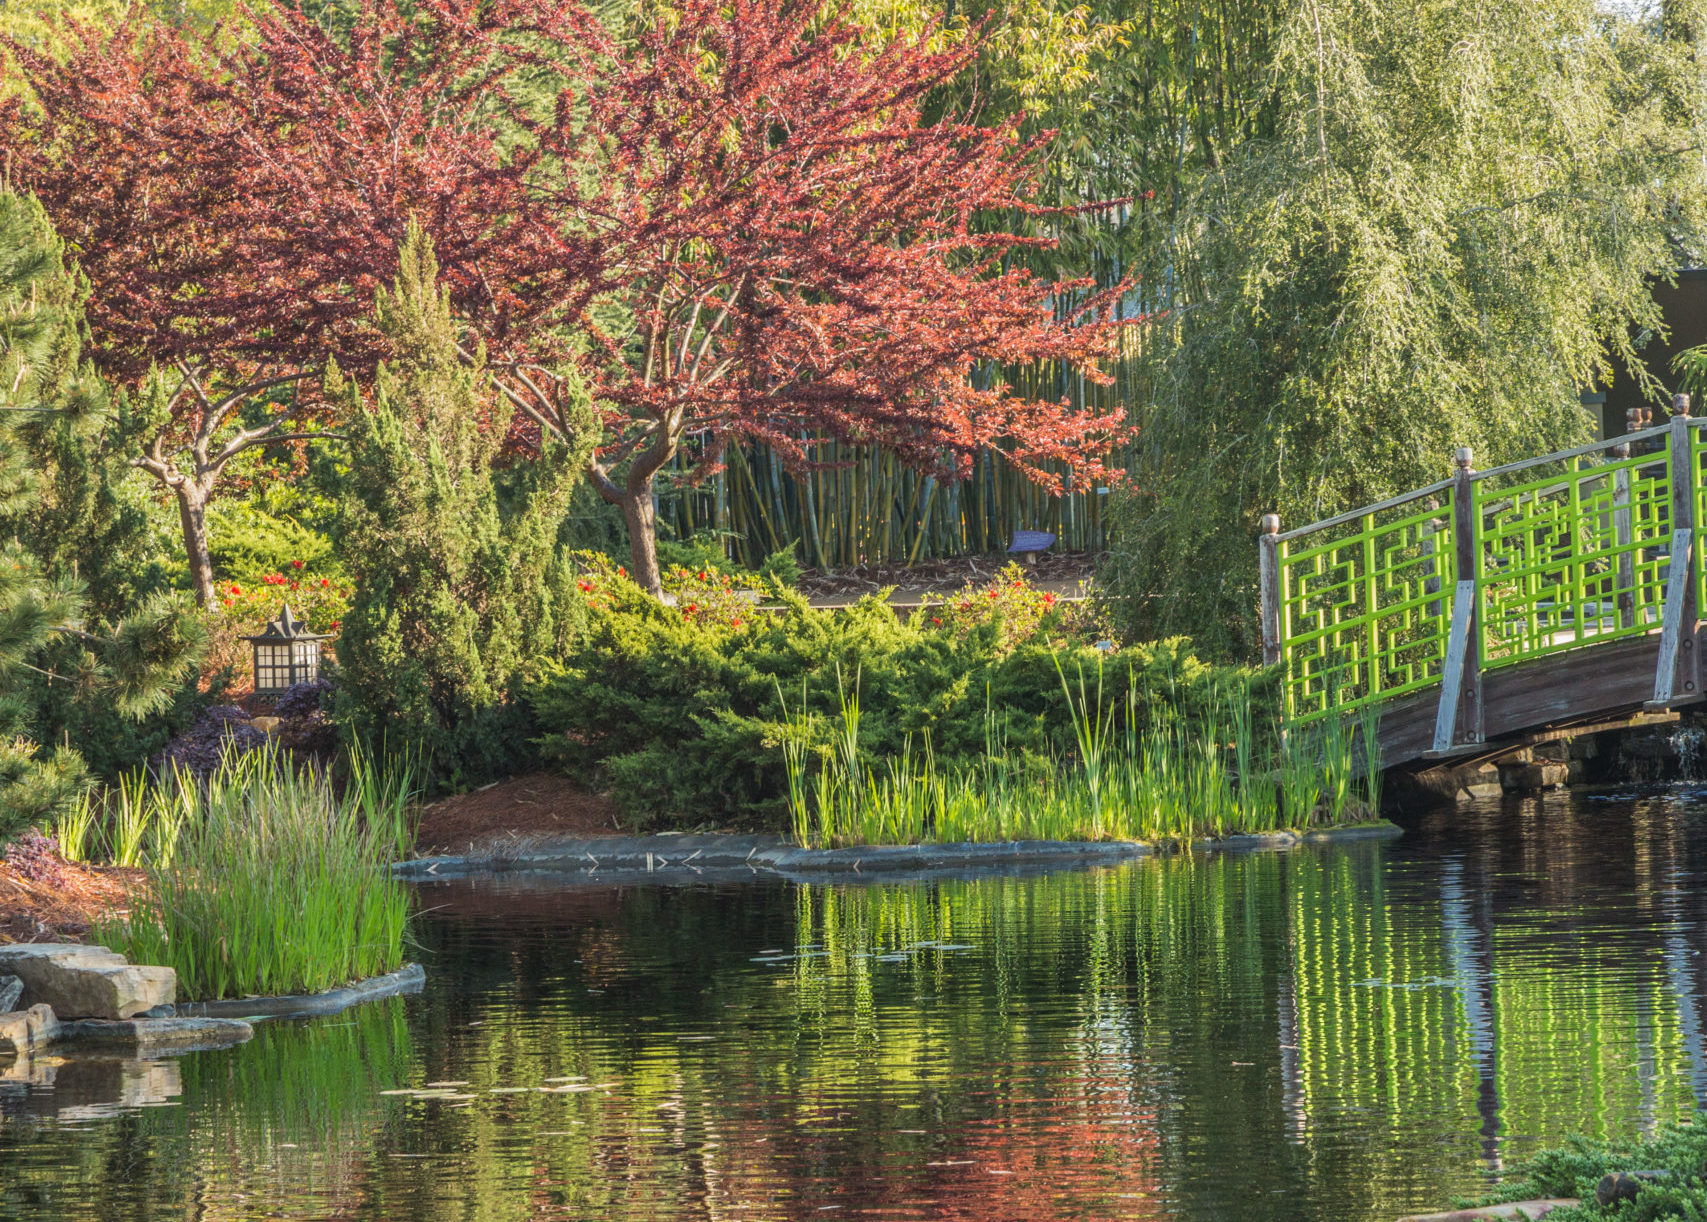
(8, 789, 1707, 1220)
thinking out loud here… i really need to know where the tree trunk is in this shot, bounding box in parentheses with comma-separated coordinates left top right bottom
(619, 486, 664, 597)
(175, 483, 217, 609)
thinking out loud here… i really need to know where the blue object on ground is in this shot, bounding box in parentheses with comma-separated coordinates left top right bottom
(1008, 530, 1056, 554)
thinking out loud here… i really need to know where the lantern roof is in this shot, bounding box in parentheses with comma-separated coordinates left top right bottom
(242, 604, 330, 644)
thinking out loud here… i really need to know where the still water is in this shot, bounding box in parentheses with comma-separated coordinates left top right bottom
(7, 789, 1707, 1220)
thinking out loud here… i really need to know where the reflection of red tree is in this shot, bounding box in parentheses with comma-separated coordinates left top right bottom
(517, 1056, 1167, 1220)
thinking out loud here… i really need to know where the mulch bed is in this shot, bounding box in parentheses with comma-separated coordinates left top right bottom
(413, 773, 625, 857)
(795, 550, 1095, 603)
(0, 858, 141, 945)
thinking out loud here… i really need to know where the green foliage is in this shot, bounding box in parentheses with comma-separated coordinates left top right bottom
(95, 747, 412, 999)
(327, 223, 589, 789)
(206, 500, 338, 583)
(1098, 0, 1707, 656)
(529, 563, 1260, 829)
(1480, 1121, 1707, 1219)
(0, 190, 202, 838)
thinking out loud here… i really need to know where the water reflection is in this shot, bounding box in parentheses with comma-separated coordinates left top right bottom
(4, 791, 1707, 1220)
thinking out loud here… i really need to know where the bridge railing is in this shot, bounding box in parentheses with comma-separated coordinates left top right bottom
(1263, 400, 1705, 747)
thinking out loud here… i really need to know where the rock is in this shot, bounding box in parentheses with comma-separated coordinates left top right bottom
(0, 976, 22, 1014)
(249, 716, 282, 733)
(1595, 1171, 1670, 1207)
(1396, 1201, 1579, 1221)
(0, 1004, 60, 1055)
(0, 944, 174, 1020)
(1498, 761, 1569, 791)
(59, 1017, 253, 1055)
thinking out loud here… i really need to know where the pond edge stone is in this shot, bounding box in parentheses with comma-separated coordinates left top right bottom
(394, 821, 1404, 883)
(172, 962, 426, 1020)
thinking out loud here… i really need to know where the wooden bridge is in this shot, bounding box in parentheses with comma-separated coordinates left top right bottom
(1260, 398, 1707, 771)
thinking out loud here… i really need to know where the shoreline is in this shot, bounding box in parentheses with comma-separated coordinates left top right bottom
(393, 821, 1403, 884)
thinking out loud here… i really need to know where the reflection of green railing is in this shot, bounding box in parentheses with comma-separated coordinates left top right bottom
(1262, 404, 1703, 741)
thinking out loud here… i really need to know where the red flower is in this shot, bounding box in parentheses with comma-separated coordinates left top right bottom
(290, 581, 299, 590)
(987, 589, 999, 600)
(221, 598, 232, 608)
(320, 577, 331, 587)
(1043, 593, 1057, 607)
(230, 584, 242, 594)
(931, 616, 942, 625)
(617, 566, 627, 578)
(329, 620, 340, 631)
(698, 570, 708, 581)
(686, 603, 698, 614)
(290, 559, 305, 570)
(731, 618, 742, 628)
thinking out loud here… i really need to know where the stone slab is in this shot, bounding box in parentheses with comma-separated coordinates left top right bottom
(0, 1005, 59, 1055)
(395, 822, 1406, 884)
(175, 962, 426, 1020)
(0, 944, 174, 1020)
(59, 1017, 253, 1055)
(1396, 1201, 1578, 1221)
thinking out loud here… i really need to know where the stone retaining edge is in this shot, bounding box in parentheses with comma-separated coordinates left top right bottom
(395, 821, 1404, 882)
(174, 962, 427, 1020)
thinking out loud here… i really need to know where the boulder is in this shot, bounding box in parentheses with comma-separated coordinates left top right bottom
(0, 975, 22, 1013)
(0, 944, 174, 1020)
(0, 1004, 60, 1055)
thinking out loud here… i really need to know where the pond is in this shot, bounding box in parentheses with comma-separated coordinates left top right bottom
(7, 788, 1707, 1221)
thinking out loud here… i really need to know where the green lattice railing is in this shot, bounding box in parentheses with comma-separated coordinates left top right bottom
(1263, 411, 1700, 735)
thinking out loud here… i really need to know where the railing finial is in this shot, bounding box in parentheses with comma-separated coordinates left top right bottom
(1454, 446, 1473, 472)
(1676, 392, 1693, 419)
(1260, 513, 1280, 535)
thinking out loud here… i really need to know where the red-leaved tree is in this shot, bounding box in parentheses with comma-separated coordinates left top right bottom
(6, 0, 1138, 596)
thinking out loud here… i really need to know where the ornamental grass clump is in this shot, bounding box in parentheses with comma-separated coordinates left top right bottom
(97, 747, 411, 1000)
(784, 660, 1381, 847)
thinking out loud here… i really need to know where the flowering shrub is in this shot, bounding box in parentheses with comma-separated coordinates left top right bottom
(570, 553, 760, 632)
(198, 565, 353, 695)
(5, 830, 64, 883)
(919, 563, 1081, 652)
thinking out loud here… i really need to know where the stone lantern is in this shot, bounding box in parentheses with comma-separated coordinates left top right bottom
(243, 605, 330, 696)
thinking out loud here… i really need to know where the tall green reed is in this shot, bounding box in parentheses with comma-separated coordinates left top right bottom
(95, 746, 412, 1000)
(784, 660, 1380, 848)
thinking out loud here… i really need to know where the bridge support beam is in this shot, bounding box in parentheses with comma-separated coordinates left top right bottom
(1430, 448, 1483, 754)
(1649, 398, 1701, 709)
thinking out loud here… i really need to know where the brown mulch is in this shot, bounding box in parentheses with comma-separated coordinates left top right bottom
(413, 773, 624, 857)
(795, 550, 1096, 605)
(0, 859, 142, 945)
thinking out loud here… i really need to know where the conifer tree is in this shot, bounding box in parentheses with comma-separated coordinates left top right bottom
(328, 224, 590, 788)
(0, 190, 203, 840)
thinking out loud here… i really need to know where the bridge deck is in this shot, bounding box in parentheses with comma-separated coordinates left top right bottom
(1262, 406, 1707, 767)
(1374, 628, 1700, 768)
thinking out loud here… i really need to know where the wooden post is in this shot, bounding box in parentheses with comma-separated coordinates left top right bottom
(1650, 396, 1700, 707)
(1259, 514, 1282, 667)
(1433, 447, 1483, 752)
(1614, 436, 1634, 630)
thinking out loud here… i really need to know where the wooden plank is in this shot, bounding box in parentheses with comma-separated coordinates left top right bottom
(1259, 515, 1281, 667)
(1613, 458, 1634, 630)
(1451, 452, 1483, 745)
(1433, 581, 1476, 753)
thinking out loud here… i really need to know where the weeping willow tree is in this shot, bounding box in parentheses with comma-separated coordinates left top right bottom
(1099, 0, 1707, 656)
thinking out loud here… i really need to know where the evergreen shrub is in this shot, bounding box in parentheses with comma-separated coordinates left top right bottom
(528, 562, 1263, 829)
